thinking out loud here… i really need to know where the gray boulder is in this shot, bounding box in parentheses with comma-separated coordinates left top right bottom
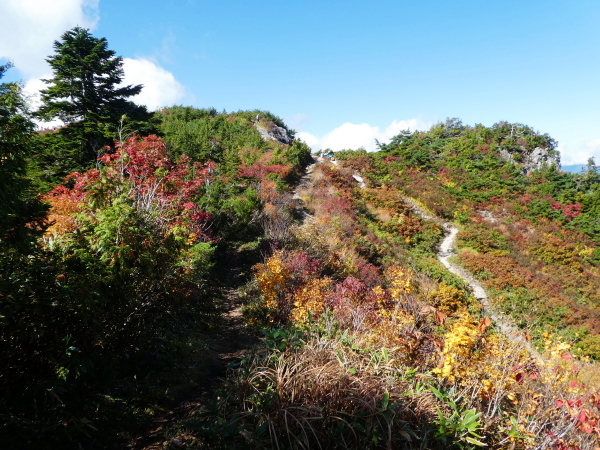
(256, 122, 293, 145)
(499, 146, 560, 175)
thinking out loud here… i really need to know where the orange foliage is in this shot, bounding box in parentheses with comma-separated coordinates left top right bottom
(43, 184, 84, 237)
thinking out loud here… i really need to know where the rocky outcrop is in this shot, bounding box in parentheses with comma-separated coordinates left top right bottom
(499, 146, 560, 175)
(256, 121, 293, 145)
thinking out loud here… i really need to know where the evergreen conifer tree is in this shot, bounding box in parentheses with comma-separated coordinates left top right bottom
(0, 63, 47, 246)
(35, 27, 143, 178)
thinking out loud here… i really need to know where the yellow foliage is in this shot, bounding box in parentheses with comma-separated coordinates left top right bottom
(429, 282, 467, 314)
(537, 332, 582, 391)
(290, 277, 331, 324)
(185, 232, 198, 246)
(434, 311, 480, 384)
(254, 251, 291, 315)
(441, 178, 455, 187)
(542, 331, 573, 361)
(384, 265, 413, 301)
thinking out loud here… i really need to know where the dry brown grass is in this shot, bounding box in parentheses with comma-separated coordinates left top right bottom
(208, 333, 441, 449)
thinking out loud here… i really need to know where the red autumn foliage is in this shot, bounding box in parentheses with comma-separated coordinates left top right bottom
(550, 202, 582, 218)
(45, 135, 216, 242)
(239, 163, 291, 180)
(327, 276, 376, 329)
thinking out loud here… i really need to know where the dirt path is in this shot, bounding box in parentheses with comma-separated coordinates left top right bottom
(292, 157, 320, 225)
(340, 164, 542, 361)
(127, 252, 260, 449)
(129, 160, 321, 449)
(292, 158, 317, 199)
(402, 197, 543, 361)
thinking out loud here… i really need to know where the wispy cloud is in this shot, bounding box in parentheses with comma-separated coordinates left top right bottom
(287, 113, 311, 131)
(154, 30, 177, 65)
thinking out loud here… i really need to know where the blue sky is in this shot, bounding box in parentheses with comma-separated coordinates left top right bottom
(1, 0, 599, 165)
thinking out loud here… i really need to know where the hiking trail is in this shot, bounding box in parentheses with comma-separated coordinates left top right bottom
(340, 160, 543, 362)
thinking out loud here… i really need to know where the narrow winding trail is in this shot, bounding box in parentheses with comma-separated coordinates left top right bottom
(401, 197, 543, 361)
(293, 157, 321, 224)
(292, 159, 316, 199)
(338, 161, 543, 362)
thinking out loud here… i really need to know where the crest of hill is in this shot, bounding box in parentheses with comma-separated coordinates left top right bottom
(376, 118, 560, 176)
(336, 118, 600, 359)
(154, 106, 307, 168)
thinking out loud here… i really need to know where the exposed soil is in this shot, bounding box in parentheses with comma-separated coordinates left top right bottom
(129, 158, 319, 449)
(127, 250, 260, 449)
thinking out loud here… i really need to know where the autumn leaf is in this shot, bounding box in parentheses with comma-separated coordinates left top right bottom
(419, 305, 436, 315)
(434, 310, 447, 326)
(477, 317, 492, 332)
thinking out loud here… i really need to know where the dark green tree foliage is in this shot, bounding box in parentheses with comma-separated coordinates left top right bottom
(0, 64, 52, 445)
(567, 190, 600, 238)
(38, 27, 141, 126)
(491, 121, 559, 154)
(0, 63, 47, 246)
(157, 106, 250, 163)
(35, 27, 143, 180)
(156, 106, 273, 163)
(1, 136, 216, 447)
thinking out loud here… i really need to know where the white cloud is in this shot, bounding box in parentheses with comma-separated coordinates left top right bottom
(22, 77, 64, 129)
(582, 139, 600, 162)
(296, 131, 321, 149)
(321, 123, 380, 151)
(0, 0, 99, 79)
(22, 77, 47, 110)
(559, 139, 600, 166)
(121, 58, 186, 111)
(298, 118, 431, 152)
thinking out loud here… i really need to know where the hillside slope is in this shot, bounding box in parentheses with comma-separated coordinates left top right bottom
(166, 121, 600, 449)
(4, 107, 600, 449)
(0, 107, 313, 448)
